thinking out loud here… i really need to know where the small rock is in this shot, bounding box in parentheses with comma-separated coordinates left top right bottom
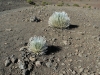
(4, 43, 8, 45)
(31, 53, 36, 58)
(49, 59, 54, 63)
(24, 61, 29, 69)
(72, 70, 76, 74)
(45, 14, 48, 16)
(22, 69, 29, 75)
(83, 68, 89, 73)
(53, 63, 58, 70)
(29, 57, 36, 62)
(5, 57, 11, 67)
(30, 16, 40, 22)
(68, 59, 72, 62)
(59, 73, 64, 75)
(98, 72, 100, 74)
(38, 11, 41, 14)
(75, 44, 80, 48)
(68, 36, 72, 39)
(31, 72, 36, 75)
(76, 37, 80, 40)
(10, 55, 18, 63)
(50, 56, 55, 59)
(62, 40, 67, 45)
(21, 51, 27, 59)
(28, 63, 33, 71)
(24, 57, 29, 62)
(43, 29, 47, 31)
(18, 59, 24, 70)
(5, 29, 12, 31)
(79, 68, 84, 73)
(46, 62, 52, 68)
(68, 41, 71, 45)
(62, 71, 66, 74)
(35, 61, 41, 67)
(98, 62, 100, 65)
(22, 19, 25, 22)
(75, 49, 79, 53)
(78, 53, 82, 57)
(90, 74, 94, 75)
(68, 64, 70, 66)
(81, 73, 87, 75)
(14, 65, 18, 69)
(61, 63, 65, 66)
(42, 57, 48, 61)
(52, 38, 57, 42)
(57, 58, 60, 62)
(97, 37, 100, 41)
(19, 46, 27, 51)
(24, 43, 28, 46)
(25, 19, 29, 22)
(93, 26, 99, 29)
(67, 53, 72, 57)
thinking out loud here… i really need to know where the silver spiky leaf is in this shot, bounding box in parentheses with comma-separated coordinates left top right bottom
(48, 11, 70, 29)
(27, 36, 48, 55)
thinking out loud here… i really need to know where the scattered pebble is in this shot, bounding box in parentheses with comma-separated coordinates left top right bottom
(53, 64, 58, 70)
(97, 37, 100, 41)
(59, 73, 64, 75)
(72, 70, 76, 74)
(83, 68, 89, 73)
(81, 73, 87, 75)
(5, 57, 11, 67)
(10, 55, 18, 63)
(62, 40, 67, 45)
(18, 59, 24, 70)
(52, 38, 57, 42)
(46, 62, 52, 68)
(28, 63, 33, 71)
(61, 63, 65, 66)
(57, 58, 60, 62)
(91, 74, 94, 75)
(38, 11, 41, 14)
(75, 44, 80, 48)
(31, 72, 36, 75)
(24, 57, 29, 62)
(29, 57, 36, 62)
(5, 29, 12, 31)
(68, 59, 73, 62)
(79, 68, 84, 73)
(62, 71, 66, 74)
(35, 61, 41, 67)
(78, 53, 82, 57)
(4, 43, 8, 45)
(30, 16, 40, 22)
(22, 69, 29, 75)
(19, 46, 27, 51)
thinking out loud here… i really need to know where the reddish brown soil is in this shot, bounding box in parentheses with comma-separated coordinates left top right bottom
(0, 0, 100, 75)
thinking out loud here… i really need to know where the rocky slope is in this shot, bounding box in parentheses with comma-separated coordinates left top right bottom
(0, 5, 100, 75)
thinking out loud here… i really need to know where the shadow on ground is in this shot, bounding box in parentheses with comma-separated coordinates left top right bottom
(67, 24, 79, 30)
(46, 45, 61, 55)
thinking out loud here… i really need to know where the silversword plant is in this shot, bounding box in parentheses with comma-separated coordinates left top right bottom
(48, 11, 70, 29)
(28, 36, 48, 55)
